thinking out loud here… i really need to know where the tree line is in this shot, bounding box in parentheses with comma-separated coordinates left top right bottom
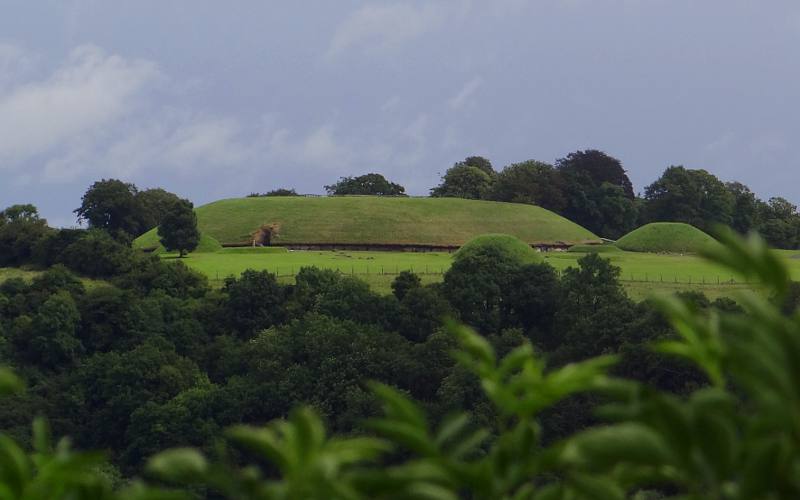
(311, 151, 800, 247)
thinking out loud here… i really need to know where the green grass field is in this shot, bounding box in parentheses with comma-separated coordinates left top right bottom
(135, 196, 599, 248)
(153, 246, 800, 298)
(0, 267, 107, 290)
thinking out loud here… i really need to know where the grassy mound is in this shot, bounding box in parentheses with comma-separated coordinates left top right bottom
(567, 244, 622, 253)
(134, 196, 598, 248)
(455, 234, 542, 264)
(134, 232, 222, 255)
(616, 223, 718, 254)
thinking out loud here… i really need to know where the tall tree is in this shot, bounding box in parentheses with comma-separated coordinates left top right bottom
(643, 166, 734, 232)
(430, 164, 493, 199)
(325, 173, 406, 196)
(0, 204, 51, 266)
(556, 149, 634, 199)
(158, 199, 200, 257)
(726, 181, 760, 234)
(461, 156, 495, 177)
(489, 160, 566, 211)
(74, 179, 143, 238)
(135, 188, 182, 233)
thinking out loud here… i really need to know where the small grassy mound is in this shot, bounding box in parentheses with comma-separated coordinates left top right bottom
(455, 234, 542, 264)
(567, 244, 622, 253)
(616, 223, 718, 254)
(134, 232, 222, 255)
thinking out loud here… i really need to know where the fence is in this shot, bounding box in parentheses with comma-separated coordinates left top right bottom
(207, 266, 755, 288)
(208, 266, 449, 285)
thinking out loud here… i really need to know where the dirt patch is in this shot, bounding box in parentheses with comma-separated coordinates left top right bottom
(250, 223, 280, 246)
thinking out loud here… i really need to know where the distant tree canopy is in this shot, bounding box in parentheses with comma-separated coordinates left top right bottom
(489, 160, 565, 211)
(643, 166, 734, 232)
(0, 204, 51, 267)
(158, 199, 200, 257)
(74, 179, 182, 239)
(325, 173, 406, 196)
(431, 162, 494, 199)
(135, 188, 182, 232)
(247, 188, 298, 197)
(556, 149, 635, 199)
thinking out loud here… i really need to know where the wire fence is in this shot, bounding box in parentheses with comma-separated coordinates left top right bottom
(206, 266, 753, 288)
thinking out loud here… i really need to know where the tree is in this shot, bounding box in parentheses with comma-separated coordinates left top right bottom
(222, 269, 286, 337)
(391, 271, 422, 301)
(643, 166, 734, 232)
(556, 149, 634, 199)
(461, 156, 495, 177)
(60, 230, 136, 278)
(430, 164, 493, 199)
(325, 173, 406, 196)
(757, 197, 800, 249)
(489, 160, 566, 211)
(135, 188, 182, 233)
(74, 179, 143, 238)
(247, 188, 298, 197)
(551, 151, 639, 238)
(0, 204, 51, 266)
(726, 181, 760, 234)
(157, 199, 200, 257)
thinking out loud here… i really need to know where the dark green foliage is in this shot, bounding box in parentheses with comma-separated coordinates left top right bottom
(726, 181, 760, 234)
(221, 269, 286, 337)
(644, 166, 735, 232)
(390, 270, 421, 301)
(113, 255, 208, 299)
(0, 204, 51, 267)
(247, 188, 298, 197)
(1, 230, 800, 498)
(33, 228, 86, 267)
(157, 199, 200, 257)
(397, 285, 452, 342)
(134, 188, 182, 233)
(74, 179, 143, 239)
(445, 237, 545, 334)
(489, 159, 566, 211)
(68, 339, 208, 467)
(61, 229, 137, 278)
(755, 197, 800, 249)
(430, 163, 493, 199)
(556, 149, 635, 199)
(236, 314, 417, 432)
(324, 173, 406, 196)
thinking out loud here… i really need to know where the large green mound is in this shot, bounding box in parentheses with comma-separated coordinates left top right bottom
(135, 232, 222, 255)
(455, 234, 542, 264)
(134, 196, 599, 248)
(616, 223, 718, 254)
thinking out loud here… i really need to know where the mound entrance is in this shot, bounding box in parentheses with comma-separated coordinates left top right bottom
(251, 223, 280, 246)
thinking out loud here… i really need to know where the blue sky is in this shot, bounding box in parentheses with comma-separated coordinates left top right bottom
(2, 0, 800, 226)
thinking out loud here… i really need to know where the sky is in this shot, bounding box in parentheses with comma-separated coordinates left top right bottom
(2, 0, 800, 227)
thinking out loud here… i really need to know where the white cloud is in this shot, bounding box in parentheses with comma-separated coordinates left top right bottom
(0, 44, 159, 165)
(327, 3, 445, 59)
(0, 42, 35, 88)
(448, 76, 483, 110)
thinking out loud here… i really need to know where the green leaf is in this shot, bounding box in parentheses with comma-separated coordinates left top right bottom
(146, 448, 208, 483)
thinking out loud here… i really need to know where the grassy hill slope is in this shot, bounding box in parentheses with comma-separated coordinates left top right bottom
(616, 222, 719, 254)
(135, 196, 599, 247)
